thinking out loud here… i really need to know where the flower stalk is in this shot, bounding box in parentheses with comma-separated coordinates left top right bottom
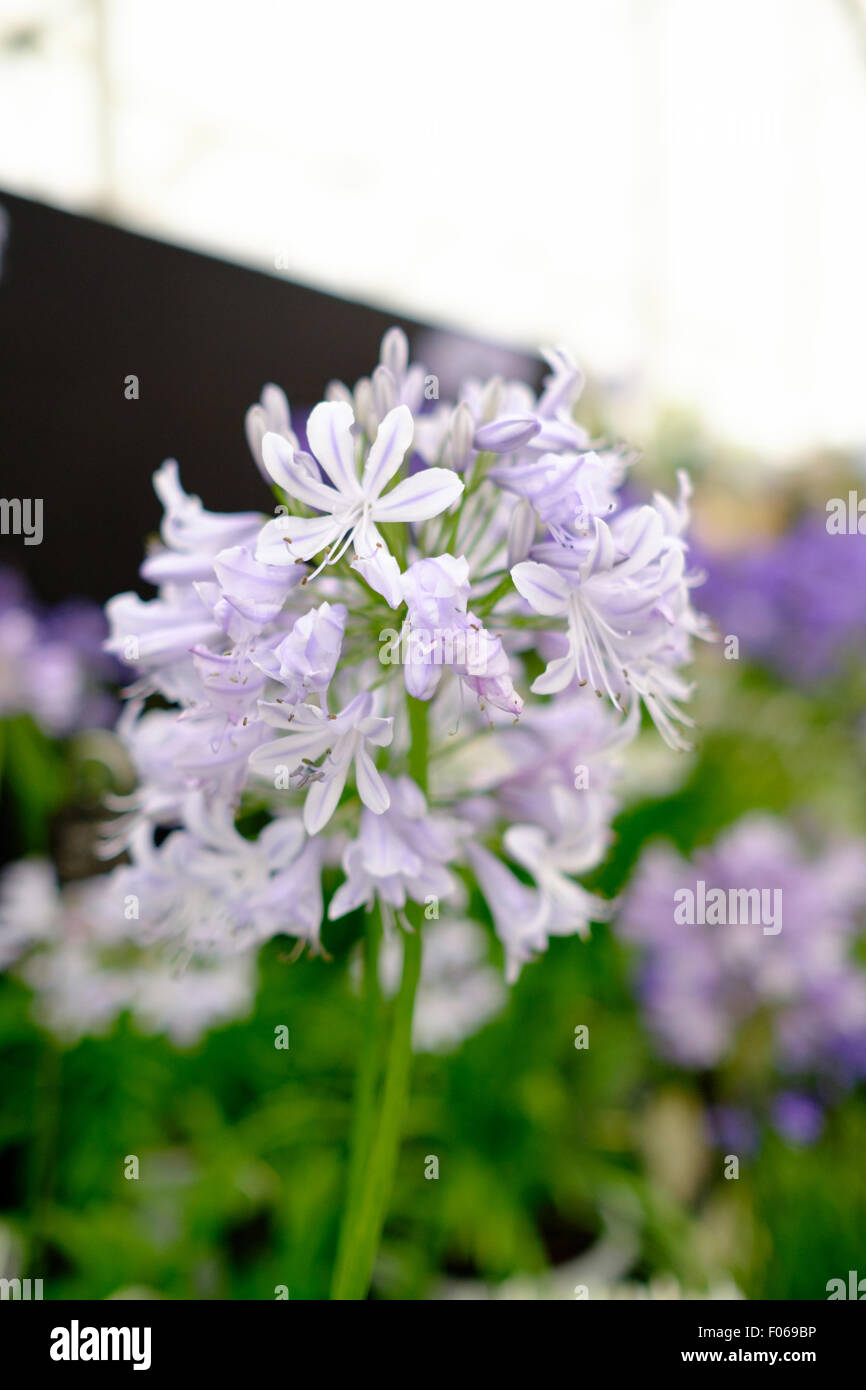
(330, 696, 428, 1300)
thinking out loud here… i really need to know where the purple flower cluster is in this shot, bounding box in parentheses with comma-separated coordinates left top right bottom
(2, 329, 709, 1026)
(0, 568, 120, 735)
(616, 815, 866, 1139)
(695, 514, 866, 684)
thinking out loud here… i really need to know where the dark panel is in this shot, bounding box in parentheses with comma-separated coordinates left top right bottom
(0, 192, 540, 604)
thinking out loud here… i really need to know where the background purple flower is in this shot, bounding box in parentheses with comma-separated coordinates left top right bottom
(0, 567, 124, 735)
(694, 513, 866, 684)
(616, 816, 866, 1143)
(772, 1091, 825, 1146)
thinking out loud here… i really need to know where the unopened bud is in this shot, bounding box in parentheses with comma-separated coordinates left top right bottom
(473, 414, 541, 455)
(325, 379, 353, 406)
(244, 404, 269, 479)
(354, 378, 378, 438)
(372, 364, 398, 421)
(507, 498, 536, 567)
(480, 375, 505, 421)
(260, 383, 291, 436)
(449, 402, 475, 471)
(380, 326, 409, 380)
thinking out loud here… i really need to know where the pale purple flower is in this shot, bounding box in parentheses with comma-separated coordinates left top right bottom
(188, 645, 268, 723)
(23, 939, 139, 1040)
(492, 448, 625, 542)
(201, 545, 304, 639)
(105, 590, 221, 681)
(250, 690, 394, 833)
(245, 382, 298, 485)
(399, 554, 523, 715)
(140, 460, 263, 585)
(512, 482, 711, 747)
(131, 956, 256, 1046)
(329, 775, 464, 919)
(468, 830, 608, 983)
(112, 708, 268, 831)
(506, 498, 536, 567)
(256, 401, 463, 606)
(251, 601, 347, 702)
(461, 347, 589, 459)
(494, 689, 636, 859)
(118, 797, 324, 954)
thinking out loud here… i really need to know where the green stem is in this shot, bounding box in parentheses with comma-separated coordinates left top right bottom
(332, 924, 422, 1299)
(406, 693, 429, 791)
(330, 903, 383, 1293)
(330, 697, 428, 1299)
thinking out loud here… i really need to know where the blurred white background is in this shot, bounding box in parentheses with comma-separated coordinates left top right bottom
(1, 0, 865, 457)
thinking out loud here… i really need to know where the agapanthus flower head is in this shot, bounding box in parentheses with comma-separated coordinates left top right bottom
(65, 325, 710, 995)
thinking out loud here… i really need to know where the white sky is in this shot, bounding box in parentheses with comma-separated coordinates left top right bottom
(1, 0, 865, 458)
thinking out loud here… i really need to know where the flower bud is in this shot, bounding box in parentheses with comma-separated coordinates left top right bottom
(448, 402, 475, 471)
(325, 379, 353, 406)
(372, 364, 397, 421)
(480, 375, 505, 421)
(473, 414, 541, 455)
(380, 326, 409, 380)
(354, 378, 378, 438)
(507, 498, 536, 567)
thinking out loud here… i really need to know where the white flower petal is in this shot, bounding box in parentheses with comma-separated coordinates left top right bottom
(260, 816, 306, 866)
(357, 714, 395, 748)
(531, 653, 576, 694)
(613, 506, 665, 577)
(371, 468, 464, 524)
(362, 405, 415, 498)
(328, 874, 369, 921)
(246, 736, 301, 779)
(510, 560, 571, 615)
(261, 433, 339, 511)
(303, 758, 350, 834)
(351, 517, 404, 607)
(355, 746, 391, 814)
(256, 512, 345, 565)
(581, 516, 617, 577)
(306, 400, 363, 500)
(327, 693, 369, 730)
